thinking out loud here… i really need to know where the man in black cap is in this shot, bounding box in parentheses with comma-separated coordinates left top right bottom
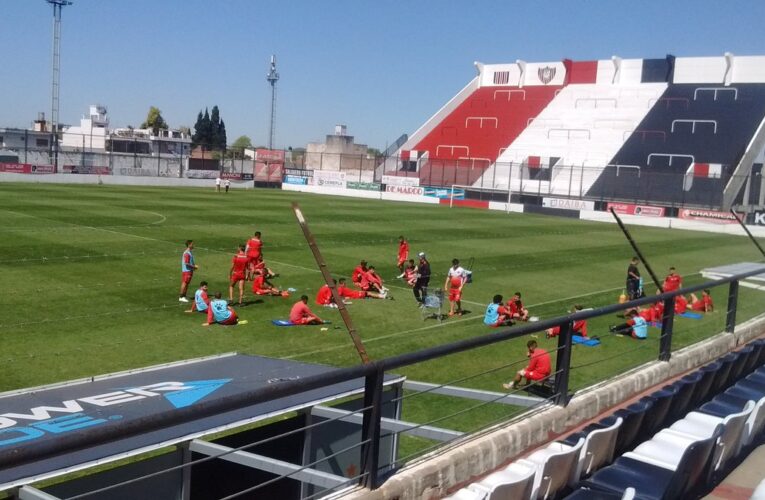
(413, 252, 431, 304)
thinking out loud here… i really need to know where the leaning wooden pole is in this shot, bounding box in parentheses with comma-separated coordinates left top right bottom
(730, 209, 765, 258)
(292, 202, 371, 364)
(609, 207, 664, 292)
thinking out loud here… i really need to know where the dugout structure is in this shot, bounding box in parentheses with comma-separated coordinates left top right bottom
(0, 354, 404, 499)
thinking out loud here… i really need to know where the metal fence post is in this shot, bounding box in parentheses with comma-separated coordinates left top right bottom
(726, 280, 739, 333)
(360, 366, 384, 489)
(554, 321, 572, 406)
(659, 297, 675, 361)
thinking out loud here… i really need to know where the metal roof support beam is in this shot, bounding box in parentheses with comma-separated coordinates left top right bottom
(311, 406, 463, 442)
(403, 380, 544, 408)
(188, 440, 347, 489)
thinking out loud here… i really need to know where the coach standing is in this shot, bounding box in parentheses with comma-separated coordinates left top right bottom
(414, 252, 431, 304)
(626, 256, 642, 300)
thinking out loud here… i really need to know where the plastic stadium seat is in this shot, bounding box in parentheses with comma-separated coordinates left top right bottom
(684, 365, 716, 408)
(727, 347, 754, 384)
(607, 399, 654, 456)
(582, 427, 721, 499)
(520, 437, 585, 500)
(662, 401, 754, 478)
(717, 352, 743, 392)
(572, 417, 623, 482)
(702, 392, 765, 450)
(706, 358, 734, 397)
(468, 461, 535, 499)
(662, 372, 701, 423)
(637, 386, 677, 439)
(443, 488, 484, 500)
(741, 344, 762, 376)
(698, 361, 724, 404)
(564, 486, 635, 499)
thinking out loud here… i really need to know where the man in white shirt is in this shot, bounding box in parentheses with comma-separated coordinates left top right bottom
(444, 258, 467, 316)
(215, 175, 222, 192)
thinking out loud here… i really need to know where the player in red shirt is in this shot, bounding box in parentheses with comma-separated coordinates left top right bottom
(289, 295, 324, 325)
(674, 294, 688, 314)
(352, 260, 368, 288)
(507, 292, 530, 321)
(689, 289, 714, 312)
(229, 245, 248, 305)
(245, 231, 263, 280)
(403, 259, 418, 287)
(316, 281, 336, 307)
(663, 267, 682, 293)
(396, 236, 409, 277)
(446, 276, 464, 316)
(361, 266, 387, 296)
(336, 278, 386, 300)
(503, 340, 551, 390)
(252, 270, 286, 296)
(546, 305, 588, 338)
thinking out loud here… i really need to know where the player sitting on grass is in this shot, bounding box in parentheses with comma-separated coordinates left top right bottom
(361, 265, 388, 296)
(484, 294, 512, 327)
(337, 278, 386, 300)
(352, 260, 368, 288)
(546, 304, 587, 338)
(229, 245, 248, 305)
(610, 309, 647, 339)
(503, 340, 551, 390)
(638, 293, 665, 323)
(289, 295, 324, 325)
(674, 294, 688, 314)
(316, 280, 338, 307)
(507, 292, 530, 321)
(663, 266, 682, 292)
(689, 289, 714, 312)
(203, 292, 245, 326)
(252, 269, 287, 296)
(403, 259, 418, 287)
(185, 281, 210, 313)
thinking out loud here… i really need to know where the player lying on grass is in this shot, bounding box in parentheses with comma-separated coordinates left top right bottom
(289, 295, 324, 325)
(337, 278, 387, 300)
(507, 292, 530, 321)
(229, 245, 248, 305)
(484, 294, 513, 327)
(179, 239, 199, 303)
(252, 269, 288, 296)
(502, 340, 551, 390)
(689, 289, 714, 312)
(203, 292, 246, 326)
(397, 236, 409, 277)
(445, 259, 467, 317)
(610, 309, 647, 339)
(245, 231, 263, 281)
(637, 292, 664, 323)
(546, 304, 587, 338)
(185, 281, 210, 313)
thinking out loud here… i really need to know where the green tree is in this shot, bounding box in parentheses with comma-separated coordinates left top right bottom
(230, 135, 253, 158)
(140, 106, 168, 135)
(192, 108, 213, 149)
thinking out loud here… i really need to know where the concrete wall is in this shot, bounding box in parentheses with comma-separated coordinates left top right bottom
(0, 173, 253, 189)
(341, 314, 765, 500)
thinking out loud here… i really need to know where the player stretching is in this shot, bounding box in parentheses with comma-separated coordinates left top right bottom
(229, 245, 248, 305)
(252, 269, 286, 296)
(289, 295, 324, 325)
(245, 231, 263, 281)
(397, 236, 409, 277)
(203, 292, 245, 326)
(179, 240, 199, 303)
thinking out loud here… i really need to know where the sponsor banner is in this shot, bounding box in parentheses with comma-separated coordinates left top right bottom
(347, 181, 381, 191)
(284, 175, 309, 185)
(382, 175, 420, 187)
(255, 148, 285, 162)
(0, 163, 31, 173)
(423, 186, 465, 199)
(117, 168, 156, 177)
(63, 165, 112, 175)
(220, 172, 254, 181)
(607, 202, 665, 217)
(31, 164, 54, 174)
(747, 211, 765, 226)
(186, 170, 219, 179)
(385, 184, 424, 196)
(312, 170, 347, 188)
(679, 208, 738, 224)
(285, 168, 312, 178)
(255, 162, 283, 182)
(542, 197, 595, 211)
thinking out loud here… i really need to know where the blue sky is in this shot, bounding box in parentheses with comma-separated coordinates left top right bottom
(2, 0, 763, 150)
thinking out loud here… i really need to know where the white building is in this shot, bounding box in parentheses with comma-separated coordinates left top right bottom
(61, 105, 109, 150)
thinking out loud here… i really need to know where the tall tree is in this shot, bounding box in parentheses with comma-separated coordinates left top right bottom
(141, 106, 168, 135)
(192, 106, 226, 150)
(191, 111, 204, 147)
(218, 119, 227, 150)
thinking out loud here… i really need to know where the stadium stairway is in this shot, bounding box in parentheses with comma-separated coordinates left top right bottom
(586, 83, 765, 207)
(443, 338, 765, 500)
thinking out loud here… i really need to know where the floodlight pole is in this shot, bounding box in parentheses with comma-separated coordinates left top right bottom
(730, 209, 765, 258)
(266, 55, 279, 150)
(609, 208, 664, 292)
(47, 0, 72, 174)
(291, 203, 371, 364)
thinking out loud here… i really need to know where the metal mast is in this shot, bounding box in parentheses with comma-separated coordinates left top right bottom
(47, 0, 72, 173)
(266, 55, 279, 150)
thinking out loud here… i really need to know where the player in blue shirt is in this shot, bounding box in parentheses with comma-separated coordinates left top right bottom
(610, 310, 647, 339)
(185, 281, 210, 313)
(484, 294, 511, 327)
(203, 292, 247, 326)
(179, 240, 199, 303)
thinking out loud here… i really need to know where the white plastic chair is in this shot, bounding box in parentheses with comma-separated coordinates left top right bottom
(520, 437, 584, 499)
(468, 461, 536, 499)
(573, 416, 623, 482)
(443, 488, 486, 500)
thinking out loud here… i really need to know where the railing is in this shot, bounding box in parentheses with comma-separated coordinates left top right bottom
(1, 267, 763, 496)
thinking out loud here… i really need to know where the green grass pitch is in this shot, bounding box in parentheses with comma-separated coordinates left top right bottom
(1, 182, 763, 457)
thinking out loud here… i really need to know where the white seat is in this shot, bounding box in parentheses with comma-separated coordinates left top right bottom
(522, 437, 584, 499)
(623, 430, 700, 470)
(664, 401, 754, 472)
(469, 461, 535, 500)
(443, 487, 486, 500)
(574, 416, 622, 482)
(742, 396, 765, 447)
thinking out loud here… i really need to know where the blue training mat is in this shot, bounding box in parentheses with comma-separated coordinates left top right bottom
(679, 312, 703, 319)
(573, 335, 601, 346)
(272, 319, 296, 326)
